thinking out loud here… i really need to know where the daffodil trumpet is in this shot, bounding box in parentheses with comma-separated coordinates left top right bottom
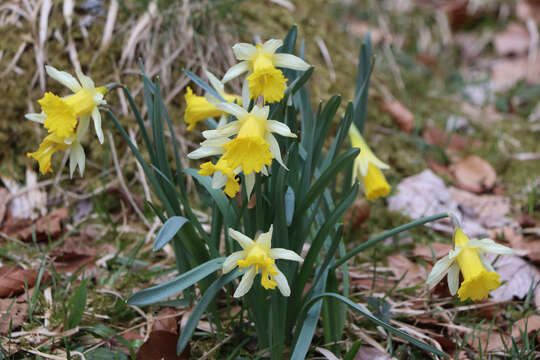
(222, 226, 303, 297)
(349, 124, 391, 200)
(426, 228, 514, 301)
(222, 38, 310, 103)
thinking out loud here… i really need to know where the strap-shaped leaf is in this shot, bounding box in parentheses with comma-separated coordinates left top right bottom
(127, 257, 224, 306)
(302, 293, 449, 358)
(154, 216, 189, 251)
(177, 271, 241, 354)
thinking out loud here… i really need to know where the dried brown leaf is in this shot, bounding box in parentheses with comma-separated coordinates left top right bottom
(423, 126, 480, 152)
(412, 243, 453, 261)
(380, 100, 414, 133)
(511, 315, 540, 338)
(450, 155, 496, 193)
(354, 347, 391, 360)
(488, 254, 540, 301)
(0, 298, 28, 335)
(494, 23, 530, 56)
(0, 266, 49, 297)
(2, 208, 68, 241)
(136, 330, 189, 360)
(387, 254, 424, 287)
(491, 57, 540, 91)
(0, 188, 8, 228)
(153, 308, 179, 334)
(344, 199, 371, 230)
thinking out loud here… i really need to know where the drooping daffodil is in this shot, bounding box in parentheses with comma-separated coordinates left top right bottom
(26, 66, 106, 176)
(222, 38, 310, 103)
(349, 124, 391, 200)
(184, 69, 241, 130)
(426, 228, 514, 301)
(223, 226, 303, 297)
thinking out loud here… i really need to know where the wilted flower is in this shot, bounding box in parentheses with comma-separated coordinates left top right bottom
(222, 38, 310, 103)
(223, 226, 303, 297)
(426, 228, 514, 301)
(349, 124, 391, 200)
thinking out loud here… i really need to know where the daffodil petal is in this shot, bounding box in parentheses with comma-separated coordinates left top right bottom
(273, 53, 310, 71)
(477, 239, 515, 255)
(212, 171, 228, 189)
(229, 228, 254, 249)
(234, 267, 256, 298)
(77, 115, 91, 141)
(69, 142, 85, 178)
(204, 69, 225, 93)
(202, 120, 241, 139)
(261, 39, 283, 54)
(241, 77, 250, 110)
(46, 65, 82, 92)
(251, 105, 269, 120)
(76, 69, 95, 89)
(91, 107, 104, 144)
(274, 267, 291, 297)
(426, 255, 453, 287)
(232, 43, 258, 60)
(479, 253, 496, 273)
(223, 251, 245, 273)
(267, 120, 296, 138)
(222, 61, 250, 83)
(447, 262, 460, 295)
(25, 112, 47, 124)
(245, 172, 255, 198)
(256, 226, 273, 249)
(270, 248, 303, 262)
(266, 133, 287, 170)
(214, 102, 248, 120)
(187, 146, 224, 159)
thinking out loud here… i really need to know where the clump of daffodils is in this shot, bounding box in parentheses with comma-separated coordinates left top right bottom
(426, 227, 514, 301)
(26, 66, 106, 176)
(349, 124, 391, 200)
(187, 37, 309, 198)
(223, 226, 303, 297)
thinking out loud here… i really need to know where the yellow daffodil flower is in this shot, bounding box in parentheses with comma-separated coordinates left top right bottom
(26, 66, 107, 143)
(222, 39, 310, 103)
(184, 70, 241, 130)
(188, 102, 296, 197)
(349, 124, 391, 200)
(223, 226, 303, 297)
(426, 228, 514, 301)
(26, 66, 105, 176)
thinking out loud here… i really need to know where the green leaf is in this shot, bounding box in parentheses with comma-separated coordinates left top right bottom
(177, 271, 241, 354)
(295, 148, 359, 223)
(67, 279, 88, 329)
(127, 258, 224, 306)
(303, 293, 449, 358)
(291, 268, 328, 360)
(154, 216, 189, 251)
(285, 186, 295, 226)
(184, 168, 236, 226)
(343, 340, 362, 360)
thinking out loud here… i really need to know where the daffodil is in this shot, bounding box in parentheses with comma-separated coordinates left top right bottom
(26, 66, 107, 143)
(223, 226, 303, 297)
(199, 159, 240, 198)
(426, 228, 514, 301)
(26, 66, 105, 176)
(184, 70, 241, 130)
(349, 124, 391, 200)
(188, 102, 296, 197)
(222, 39, 310, 103)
